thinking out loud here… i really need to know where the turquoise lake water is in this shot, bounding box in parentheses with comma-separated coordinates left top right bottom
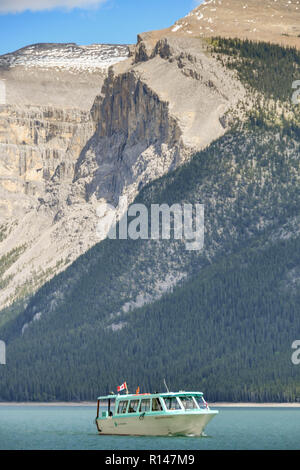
(0, 406, 299, 450)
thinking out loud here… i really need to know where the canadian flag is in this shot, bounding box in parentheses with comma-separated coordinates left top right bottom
(117, 382, 127, 392)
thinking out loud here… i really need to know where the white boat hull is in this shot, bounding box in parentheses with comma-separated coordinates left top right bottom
(96, 411, 218, 436)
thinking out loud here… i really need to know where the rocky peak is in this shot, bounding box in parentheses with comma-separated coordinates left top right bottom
(140, 0, 300, 50)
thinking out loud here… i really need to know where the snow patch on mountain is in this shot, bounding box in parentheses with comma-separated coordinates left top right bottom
(0, 43, 130, 71)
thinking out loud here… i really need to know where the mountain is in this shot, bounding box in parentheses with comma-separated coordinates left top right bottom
(0, 1, 300, 401)
(2, 1, 299, 315)
(1, 115, 300, 401)
(143, 0, 300, 50)
(0, 42, 130, 108)
(0, 33, 244, 312)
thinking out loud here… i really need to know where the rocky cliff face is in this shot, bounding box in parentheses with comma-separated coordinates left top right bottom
(71, 35, 245, 211)
(0, 19, 246, 312)
(0, 44, 129, 309)
(73, 69, 185, 207)
(0, 106, 94, 217)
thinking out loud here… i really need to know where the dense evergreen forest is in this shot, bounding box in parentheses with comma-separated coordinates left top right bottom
(0, 39, 300, 402)
(209, 37, 300, 101)
(1, 233, 300, 402)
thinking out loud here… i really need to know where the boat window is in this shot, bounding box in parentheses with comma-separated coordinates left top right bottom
(128, 400, 140, 413)
(139, 399, 151, 412)
(117, 400, 128, 414)
(163, 396, 181, 410)
(152, 398, 163, 412)
(179, 396, 198, 410)
(99, 399, 108, 410)
(99, 398, 115, 416)
(193, 395, 208, 409)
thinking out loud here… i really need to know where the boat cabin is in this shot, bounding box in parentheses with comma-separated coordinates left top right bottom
(96, 392, 209, 419)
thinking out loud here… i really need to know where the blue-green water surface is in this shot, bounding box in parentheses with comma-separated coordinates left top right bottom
(0, 406, 299, 450)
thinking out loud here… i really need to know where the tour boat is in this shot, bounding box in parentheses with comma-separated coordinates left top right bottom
(95, 389, 218, 436)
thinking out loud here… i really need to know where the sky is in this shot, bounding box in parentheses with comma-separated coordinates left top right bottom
(0, 0, 202, 55)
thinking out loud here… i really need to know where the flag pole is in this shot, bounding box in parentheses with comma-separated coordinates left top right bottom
(126, 382, 129, 395)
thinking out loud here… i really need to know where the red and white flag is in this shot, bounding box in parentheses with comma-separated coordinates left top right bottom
(117, 382, 127, 392)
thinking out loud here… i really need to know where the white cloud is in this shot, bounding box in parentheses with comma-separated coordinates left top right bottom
(0, 0, 108, 14)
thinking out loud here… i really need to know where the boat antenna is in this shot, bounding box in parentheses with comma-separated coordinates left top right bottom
(163, 378, 170, 393)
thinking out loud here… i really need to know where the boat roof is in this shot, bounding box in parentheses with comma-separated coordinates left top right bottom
(97, 391, 204, 400)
